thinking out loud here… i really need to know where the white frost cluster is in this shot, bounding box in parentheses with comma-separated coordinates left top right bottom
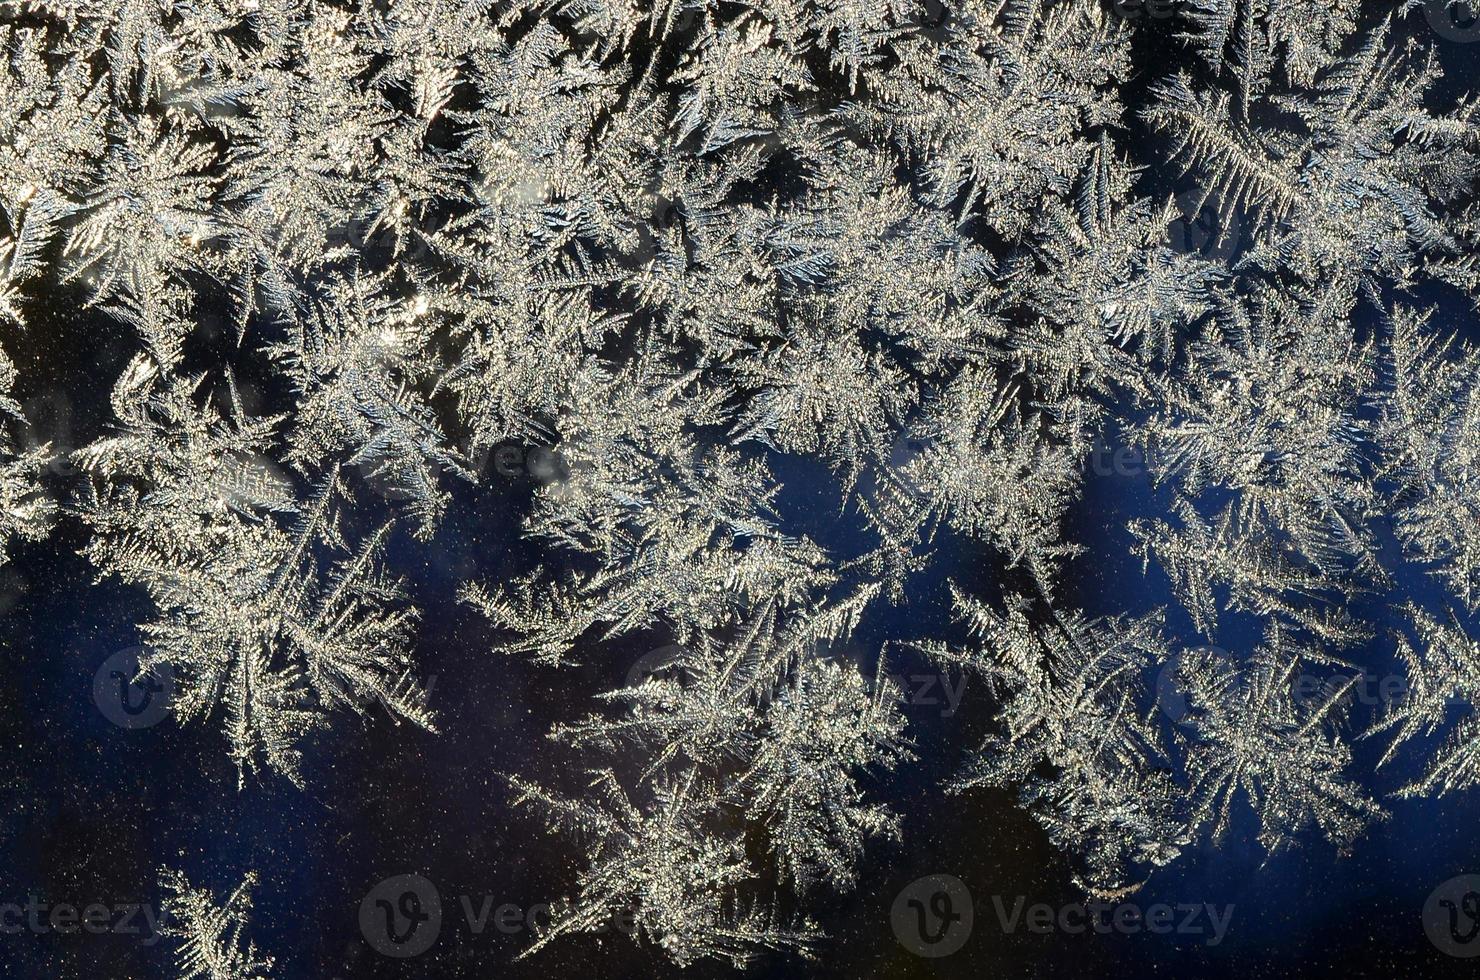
(0, 0, 1477, 971)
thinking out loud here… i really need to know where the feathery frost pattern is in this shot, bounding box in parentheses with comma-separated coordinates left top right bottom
(161, 869, 274, 980)
(0, 0, 1478, 971)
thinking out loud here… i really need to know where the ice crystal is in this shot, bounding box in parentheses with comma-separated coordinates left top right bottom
(1, 0, 1478, 969)
(161, 868, 274, 980)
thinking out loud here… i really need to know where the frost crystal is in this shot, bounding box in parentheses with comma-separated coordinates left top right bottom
(161, 868, 274, 980)
(2, 0, 1479, 970)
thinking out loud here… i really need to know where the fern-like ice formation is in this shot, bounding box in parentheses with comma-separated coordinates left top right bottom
(0, 0, 1478, 969)
(161, 868, 274, 980)
(77, 357, 435, 785)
